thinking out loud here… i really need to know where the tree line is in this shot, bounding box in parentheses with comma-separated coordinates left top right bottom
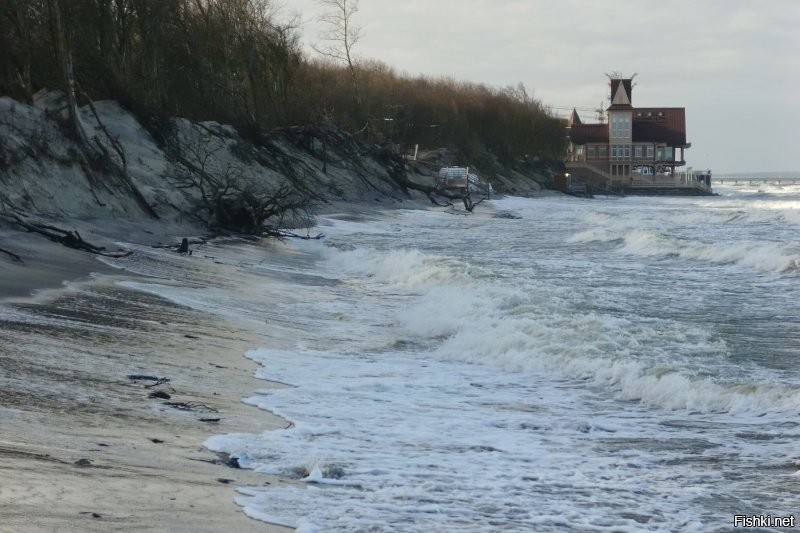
(0, 0, 565, 164)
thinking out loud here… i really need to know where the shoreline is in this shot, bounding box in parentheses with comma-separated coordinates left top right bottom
(0, 232, 295, 532)
(0, 195, 555, 531)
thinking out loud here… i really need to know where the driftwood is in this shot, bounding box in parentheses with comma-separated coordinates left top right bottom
(129, 374, 175, 395)
(464, 196, 487, 212)
(144, 377, 174, 391)
(263, 228, 325, 240)
(0, 247, 23, 263)
(127, 374, 160, 381)
(0, 209, 132, 258)
(164, 401, 218, 413)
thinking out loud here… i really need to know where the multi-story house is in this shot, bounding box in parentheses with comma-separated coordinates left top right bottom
(565, 74, 711, 194)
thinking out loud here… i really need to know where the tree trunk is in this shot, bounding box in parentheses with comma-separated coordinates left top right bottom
(48, 0, 91, 147)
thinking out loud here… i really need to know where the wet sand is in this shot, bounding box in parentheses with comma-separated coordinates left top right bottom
(0, 231, 294, 532)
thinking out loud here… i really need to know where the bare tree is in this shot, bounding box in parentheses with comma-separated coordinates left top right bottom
(313, 0, 362, 110)
(168, 128, 314, 234)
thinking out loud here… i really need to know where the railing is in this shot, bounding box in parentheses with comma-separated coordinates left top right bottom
(571, 156, 686, 165)
(631, 173, 711, 190)
(714, 177, 800, 185)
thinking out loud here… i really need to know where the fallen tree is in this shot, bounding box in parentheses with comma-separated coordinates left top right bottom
(0, 198, 131, 257)
(168, 126, 316, 236)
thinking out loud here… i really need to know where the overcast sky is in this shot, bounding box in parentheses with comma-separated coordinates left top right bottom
(286, 0, 799, 173)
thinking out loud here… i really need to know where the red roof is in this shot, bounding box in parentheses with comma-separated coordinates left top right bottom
(568, 108, 687, 146)
(632, 108, 686, 145)
(568, 123, 608, 144)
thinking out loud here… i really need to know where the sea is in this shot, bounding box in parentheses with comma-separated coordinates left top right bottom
(117, 175, 800, 532)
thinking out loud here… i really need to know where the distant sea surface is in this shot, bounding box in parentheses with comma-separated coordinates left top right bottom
(717, 170, 800, 182)
(118, 179, 800, 531)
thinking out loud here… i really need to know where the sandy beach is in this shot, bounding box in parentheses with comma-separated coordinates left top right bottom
(0, 56, 560, 530)
(0, 228, 295, 532)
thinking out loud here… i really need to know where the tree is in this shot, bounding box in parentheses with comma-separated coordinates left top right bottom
(46, 0, 92, 147)
(313, 0, 362, 113)
(0, 0, 44, 103)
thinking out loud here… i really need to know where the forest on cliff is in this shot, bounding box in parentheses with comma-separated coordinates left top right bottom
(0, 0, 565, 164)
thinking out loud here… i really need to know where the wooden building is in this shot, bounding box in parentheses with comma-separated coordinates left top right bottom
(565, 74, 710, 194)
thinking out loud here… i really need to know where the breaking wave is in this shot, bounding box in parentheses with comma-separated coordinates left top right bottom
(322, 243, 800, 415)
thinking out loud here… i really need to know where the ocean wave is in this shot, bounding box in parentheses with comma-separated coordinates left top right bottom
(380, 264, 799, 415)
(569, 226, 799, 274)
(320, 246, 489, 288)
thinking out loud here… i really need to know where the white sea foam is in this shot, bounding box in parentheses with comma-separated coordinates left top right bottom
(320, 246, 474, 288)
(111, 187, 800, 530)
(568, 215, 800, 274)
(290, 229, 792, 411)
(207, 340, 800, 531)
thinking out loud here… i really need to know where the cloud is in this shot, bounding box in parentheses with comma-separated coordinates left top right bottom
(285, 0, 800, 171)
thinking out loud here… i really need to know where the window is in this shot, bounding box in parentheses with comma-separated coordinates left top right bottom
(576, 145, 584, 158)
(587, 145, 596, 159)
(634, 145, 642, 158)
(599, 145, 608, 158)
(646, 145, 654, 159)
(610, 114, 631, 139)
(611, 145, 630, 160)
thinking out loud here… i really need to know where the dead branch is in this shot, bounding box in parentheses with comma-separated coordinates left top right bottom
(263, 229, 325, 240)
(0, 247, 23, 263)
(464, 195, 487, 212)
(0, 211, 132, 257)
(127, 374, 160, 381)
(164, 401, 218, 413)
(144, 377, 175, 392)
(428, 186, 489, 213)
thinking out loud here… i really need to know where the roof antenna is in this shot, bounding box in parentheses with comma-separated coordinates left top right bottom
(595, 102, 605, 122)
